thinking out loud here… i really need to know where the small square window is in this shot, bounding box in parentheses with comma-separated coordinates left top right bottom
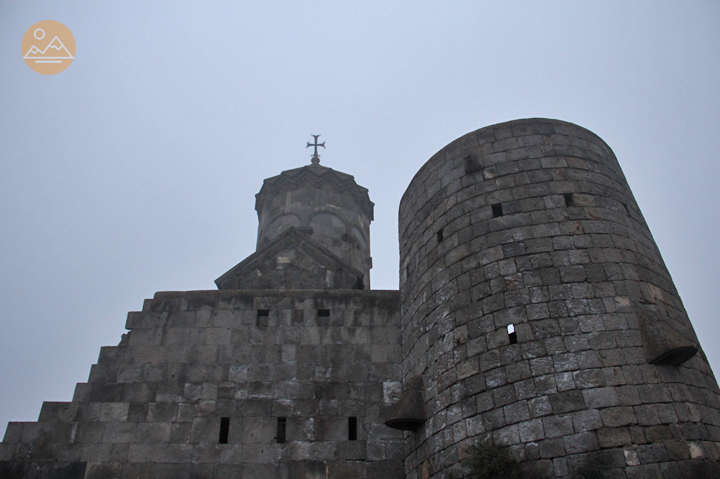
(492, 203, 503, 218)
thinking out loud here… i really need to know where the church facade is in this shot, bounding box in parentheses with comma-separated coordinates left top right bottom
(3, 119, 720, 478)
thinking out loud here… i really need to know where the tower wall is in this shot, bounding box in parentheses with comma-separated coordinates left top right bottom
(398, 119, 720, 478)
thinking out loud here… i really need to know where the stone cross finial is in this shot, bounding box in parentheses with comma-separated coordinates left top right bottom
(306, 134, 325, 165)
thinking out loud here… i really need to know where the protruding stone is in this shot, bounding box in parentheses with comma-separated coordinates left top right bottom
(383, 376, 426, 431)
(633, 302, 697, 366)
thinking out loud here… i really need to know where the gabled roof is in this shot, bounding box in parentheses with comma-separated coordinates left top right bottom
(215, 227, 365, 290)
(255, 164, 374, 220)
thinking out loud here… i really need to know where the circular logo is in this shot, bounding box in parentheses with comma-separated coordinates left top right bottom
(21, 20, 75, 75)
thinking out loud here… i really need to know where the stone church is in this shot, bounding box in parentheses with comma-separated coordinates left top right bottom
(3, 118, 720, 478)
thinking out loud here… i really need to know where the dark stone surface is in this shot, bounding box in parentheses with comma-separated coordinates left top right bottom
(398, 118, 720, 478)
(4, 119, 720, 478)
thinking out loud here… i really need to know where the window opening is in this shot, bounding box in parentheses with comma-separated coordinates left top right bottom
(492, 203, 503, 218)
(256, 309, 269, 327)
(277, 417, 287, 443)
(507, 324, 518, 345)
(348, 417, 358, 441)
(563, 193, 574, 207)
(437, 229, 444, 243)
(219, 417, 230, 444)
(622, 202, 631, 216)
(317, 309, 330, 317)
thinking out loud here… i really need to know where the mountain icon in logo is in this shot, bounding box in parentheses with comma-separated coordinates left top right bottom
(24, 36, 74, 61)
(21, 20, 76, 75)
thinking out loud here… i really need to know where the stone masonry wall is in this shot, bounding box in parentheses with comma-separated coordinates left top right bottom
(398, 119, 720, 478)
(1, 289, 404, 479)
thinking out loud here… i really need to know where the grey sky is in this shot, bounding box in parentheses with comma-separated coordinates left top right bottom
(1, 1, 719, 430)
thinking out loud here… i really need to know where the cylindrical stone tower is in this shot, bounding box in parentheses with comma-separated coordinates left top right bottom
(398, 119, 720, 478)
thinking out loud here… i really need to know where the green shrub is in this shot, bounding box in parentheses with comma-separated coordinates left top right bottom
(468, 442, 521, 479)
(573, 461, 607, 479)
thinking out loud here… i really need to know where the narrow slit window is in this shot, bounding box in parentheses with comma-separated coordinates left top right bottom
(256, 309, 269, 327)
(492, 203, 503, 218)
(507, 324, 518, 345)
(563, 193, 574, 207)
(219, 417, 230, 444)
(348, 417, 358, 441)
(317, 309, 330, 317)
(622, 202, 631, 216)
(437, 229, 444, 243)
(277, 417, 287, 444)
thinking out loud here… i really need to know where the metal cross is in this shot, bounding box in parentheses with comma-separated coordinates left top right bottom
(306, 134, 326, 165)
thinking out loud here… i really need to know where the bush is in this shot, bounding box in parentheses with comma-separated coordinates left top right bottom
(573, 461, 607, 479)
(468, 442, 521, 479)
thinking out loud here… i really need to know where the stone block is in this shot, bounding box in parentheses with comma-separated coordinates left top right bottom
(571, 409, 603, 432)
(553, 354, 579, 373)
(122, 383, 157, 403)
(240, 417, 276, 444)
(147, 402, 177, 423)
(2, 423, 23, 443)
(120, 462, 155, 479)
(86, 383, 123, 404)
(127, 402, 148, 422)
(563, 431, 598, 454)
(0, 444, 14, 462)
(85, 462, 122, 479)
(549, 390, 586, 413)
(597, 427, 631, 448)
(573, 369, 604, 389)
(518, 418, 545, 442)
(76, 423, 105, 444)
(543, 415, 574, 438)
(583, 387, 620, 408)
(103, 422, 136, 443)
(135, 422, 171, 443)
(634, 405, 661, 426)
(191, 417, 221, 444)
(539, 438, 565, 459)
(155, 463, 214, 479)
(528, 396, 553, 418)
(601, 407, 637, 427)
(169, 423, 192, 443)
(39, 402, 78, 422)
(99, 402, 129, 422)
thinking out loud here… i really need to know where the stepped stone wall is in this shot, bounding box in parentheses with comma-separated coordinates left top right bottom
(398, 118, 720, 478)
(1, 289, 404, 478)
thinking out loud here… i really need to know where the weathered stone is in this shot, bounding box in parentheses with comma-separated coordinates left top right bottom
(5, 118, 720, 479)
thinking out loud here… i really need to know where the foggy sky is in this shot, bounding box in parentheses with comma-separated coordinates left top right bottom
(1, 1, 719, 431)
